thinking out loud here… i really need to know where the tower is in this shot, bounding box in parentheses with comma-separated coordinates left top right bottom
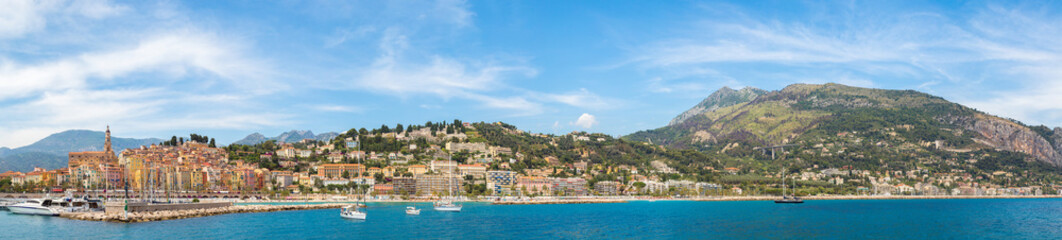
(105, 125, 113, 155)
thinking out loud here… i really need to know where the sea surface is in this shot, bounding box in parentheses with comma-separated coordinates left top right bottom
(1, 198, 1060, 239)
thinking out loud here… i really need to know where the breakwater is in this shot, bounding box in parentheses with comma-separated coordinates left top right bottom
(62, 203, 346, 223)
(492, 199, 627, 205)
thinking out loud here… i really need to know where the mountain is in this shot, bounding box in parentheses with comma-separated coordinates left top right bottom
(315, 132, 339, 142)
(232, 133, 269, 145)
(626, 83, 1062, 167)
(669, 86, 767, 126)
(232, 130, 340, 145)
(275, 130, 317, 143)
(0, 130, 161, 172)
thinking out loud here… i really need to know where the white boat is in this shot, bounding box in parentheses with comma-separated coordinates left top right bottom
(340, 139, 368, 220)
(433, 155, 463, 212)
(9, 199, 60, 216)
(433, 200, 462, 212)
(405, 206, 421, 215)
(340, 205, 366, 220)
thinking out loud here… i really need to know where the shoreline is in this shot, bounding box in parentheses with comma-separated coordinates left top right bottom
(233, 194, 1062, 204)
(35, 194, 1060, 223)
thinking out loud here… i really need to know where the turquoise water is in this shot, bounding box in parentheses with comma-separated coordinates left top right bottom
(1, 199, 1060, 239)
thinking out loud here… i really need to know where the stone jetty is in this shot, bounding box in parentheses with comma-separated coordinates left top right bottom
(61, 203, 346, 223)
(492, 199, 627, 205)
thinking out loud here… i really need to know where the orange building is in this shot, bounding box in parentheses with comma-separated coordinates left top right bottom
(318, 164, 365, 178)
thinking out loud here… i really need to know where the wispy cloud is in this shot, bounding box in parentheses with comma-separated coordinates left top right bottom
(0, 0, 127, 39)
(0, 2, 281, 147)
(310, 104, 363, 113)
(625, 2, 1062, 127)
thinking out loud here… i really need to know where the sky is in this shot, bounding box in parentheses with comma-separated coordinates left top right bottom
(2, 0, 1062, 148)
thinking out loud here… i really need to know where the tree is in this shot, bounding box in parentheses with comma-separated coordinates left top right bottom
(209, 138, 217, 148)
(374, 173, 384, 182)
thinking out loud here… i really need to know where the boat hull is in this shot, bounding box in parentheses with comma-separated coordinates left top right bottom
(341, 212, 367, 220)
(433, 206, 462, 212)
(405, 210, 421, 215)
(9, 205, 60, 216)
(774, 200, 804, 204)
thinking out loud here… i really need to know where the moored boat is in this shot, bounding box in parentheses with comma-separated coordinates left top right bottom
(433, 155, 463, 212)
(405, 206, 420, 215)
(9, 199, 61, 216)
(775, 170, 804, 204)
(433, 201, 462, 212)
(340, 205, 366, 220)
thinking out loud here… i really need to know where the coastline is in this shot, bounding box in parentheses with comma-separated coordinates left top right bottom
(15, 194, 1058, 223)
(235, 194, 1062, 204)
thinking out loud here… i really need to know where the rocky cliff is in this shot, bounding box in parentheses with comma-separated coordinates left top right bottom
(963, 115, 1062, 167)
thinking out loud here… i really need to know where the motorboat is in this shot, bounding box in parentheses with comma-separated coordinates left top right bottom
(9, 199, 61, 216)
(340, 205, 366, 220)
(433, 200, 462, 212)
(405, 206, 420, 215)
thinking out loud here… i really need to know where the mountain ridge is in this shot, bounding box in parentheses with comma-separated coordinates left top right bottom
(0, 130, 161, 172)
(232, 130, 340, 145)
(626, 83, 1062, 167)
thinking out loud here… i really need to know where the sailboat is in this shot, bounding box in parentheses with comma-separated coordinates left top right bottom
(775, 170, 803, 204)
(433, 155, 462, 212)
(342, 137, 368, 220)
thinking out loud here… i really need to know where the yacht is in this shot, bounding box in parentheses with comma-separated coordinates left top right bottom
(9, 199, 61, 216)
(774, 171, 804, 204)
(341, 138, 369, 220)
(340, 205, 366, 220)
(433, 200, 462, 212)
(433, 156, 462, 212)
(405, 206, 421, 215)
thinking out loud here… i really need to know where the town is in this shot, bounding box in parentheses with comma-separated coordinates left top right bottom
(0, 122, 1057, 201)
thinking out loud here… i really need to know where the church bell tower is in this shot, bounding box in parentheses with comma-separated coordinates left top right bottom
(105, 125, 113, 155)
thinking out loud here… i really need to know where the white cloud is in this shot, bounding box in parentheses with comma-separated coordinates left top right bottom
(0, 0, 126, 39)
(350, 28, 617, 115)
(310, 105, 363, 113)
(0, 30, 272, 100)
(532, 88, 613, 110)
(0, 2, 283, 148)
(571, 113, 598, 129)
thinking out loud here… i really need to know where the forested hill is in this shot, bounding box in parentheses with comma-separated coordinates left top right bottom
(625, 83, 1062, 168)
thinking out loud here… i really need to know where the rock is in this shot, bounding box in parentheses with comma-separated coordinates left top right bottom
(963, 115, 1062, 166)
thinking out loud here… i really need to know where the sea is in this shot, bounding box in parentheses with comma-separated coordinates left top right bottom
(1, 198, 1059, 239)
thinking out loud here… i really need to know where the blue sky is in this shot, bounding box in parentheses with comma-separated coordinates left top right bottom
(2, 0, 1062, 148)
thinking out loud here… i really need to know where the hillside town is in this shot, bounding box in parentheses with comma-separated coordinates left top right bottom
(0, 123, 1057, 199)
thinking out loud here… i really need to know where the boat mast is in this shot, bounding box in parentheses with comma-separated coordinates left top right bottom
(781, 169, 786, 197)
(447, 154, 453, 199)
